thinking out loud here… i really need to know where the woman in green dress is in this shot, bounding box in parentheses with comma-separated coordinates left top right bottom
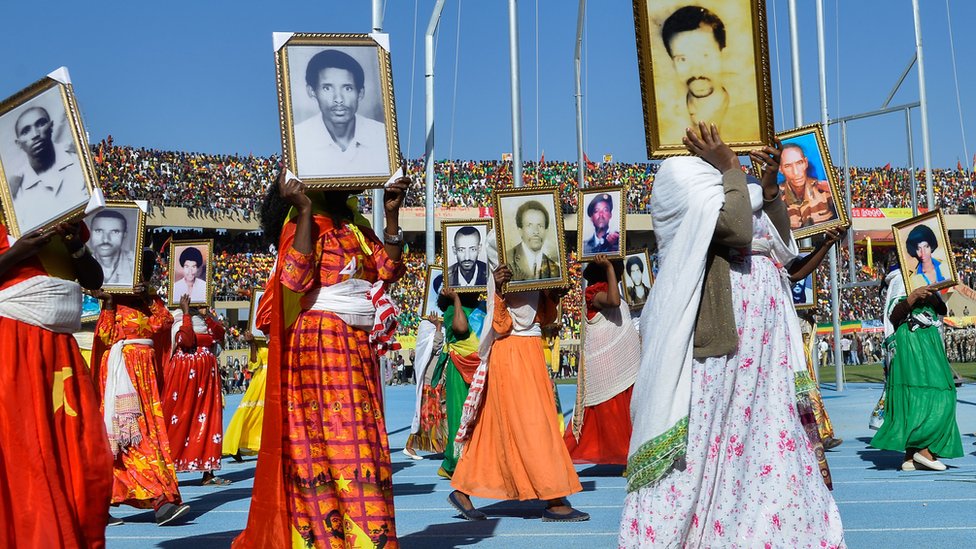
(870, 274, 963, 471)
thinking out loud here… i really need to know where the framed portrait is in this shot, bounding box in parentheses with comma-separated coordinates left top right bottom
(274, 33, 402, 189)
(83, 202, 145, 294)
(442, 219, 492, 293)
(790, 247, 818, 310)
(622, 250, 654, 309)
(633, 0, 773, 158)
(893, 209, 958, 294)
(419, 265, 444, 318)
(494, 186, 568, 293)
(0, 69, 97, 238)
(81, 292, 102, 323)
(760, 124, 850, 240)
(249, 288, 267, 341)
(577, 186, 627, 261)
(167, 240, 213, 308)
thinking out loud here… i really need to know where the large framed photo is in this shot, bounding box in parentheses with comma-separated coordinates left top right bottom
(577, 186, 626, 260)
(791, 247, 818, 310)
(275, 33, 402, 189)
(494, 187, 568, 292)
(766, 124, 850, 239)
(249, 288, 267, 341)
(622, 250, 653, 309)
(84, 202, 145, 294)
(633, 0, 773, 157)
(419, 265, 444, 318)
(442, 219, 491, 293)
(893, 209, 958, 294)
(0, 69, 97, 238)
(167, 240, 213, 307)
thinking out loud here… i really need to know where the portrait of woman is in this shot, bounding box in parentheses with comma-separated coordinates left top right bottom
(906, 224, 946, 288)
(893, 210, 957, 294)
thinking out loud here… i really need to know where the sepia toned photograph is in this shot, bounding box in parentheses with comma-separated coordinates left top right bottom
(275, 33, 401, 188)
(442, 219, 491, 293)
(84, 202, 145, 293)
(791, 248, 817, 310)
(168, 240, 213, 307)
(0, 73, 96, 237)
(419, 265, 444, 317)
(633, 0, 773, 157)
(622, 250, 653, 309)
(249, 288, 266, 340)
(578, 186, 626, 260)
(766, 124, 850, 240)
(893, 209, 958, 294)
(494, 187, 568, 292)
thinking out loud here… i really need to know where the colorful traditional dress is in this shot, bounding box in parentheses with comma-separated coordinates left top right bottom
(0, 223, 113, 548)
(564, 282, 639, 465)
(439, 302, 486, 475)
(94, 296, 183, 509)
(234, 209, 404, 549)
(162, 311, 226, 472)
(406, 320, 447, 453)
(223, 344, 268, 457)
(799, 317, 836, 442)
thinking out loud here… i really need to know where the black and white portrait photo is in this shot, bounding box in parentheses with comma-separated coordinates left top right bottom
(84, 203, 145, 292)
(578, 187, 626, 260)
(622, 251, 653, 308)
(495, 187, 567, 292)
(168, 240, 213, 307)
(276, 34, 401, 188)
(633, 0, 773, 156)
(420, 265, 444, 317)
(250, 288, 267, 340)
(442, 220, 491, 293)
(0, 75, 94, 237)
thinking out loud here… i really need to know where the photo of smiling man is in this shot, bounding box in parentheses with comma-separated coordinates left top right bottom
(169, 242, 212, 306)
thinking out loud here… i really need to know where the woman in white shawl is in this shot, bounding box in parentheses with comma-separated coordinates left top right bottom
(619, 124, 844, 547)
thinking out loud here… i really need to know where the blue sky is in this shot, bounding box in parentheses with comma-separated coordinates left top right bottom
(1, 0, 972, 168)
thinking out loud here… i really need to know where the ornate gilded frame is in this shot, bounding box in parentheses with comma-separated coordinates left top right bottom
(167, 239, 214, 308)
(622, 249, 654, 309)
(441, 219, 493, 294)
(792, 247, 818, 311)
(419, 265, 444, 318)
(275, 33, 402, 189)
(633, 0, 774, 158)
(577, 185, 628, 261)
(85, 201, 146, 294)
(893, 209, 958, 294)
(0, 73, 97, 238)
(493, 186, 569, 293)
(249, 287, 267, 341)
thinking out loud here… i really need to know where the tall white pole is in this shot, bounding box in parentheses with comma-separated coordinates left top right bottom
(787, 0, 803, 124)
(574, 0, 586, 190)
(508, 0, 525, 187)
(907, 109, 918, 215)
(911, 0, 935, 210)
(425, 0, 447, 263)
(372, 2, 385, 234)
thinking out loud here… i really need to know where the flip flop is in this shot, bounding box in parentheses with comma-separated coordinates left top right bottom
(202, 475, 232, 486)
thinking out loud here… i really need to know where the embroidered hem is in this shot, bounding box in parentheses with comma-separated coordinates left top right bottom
(625, 416, 688, 492)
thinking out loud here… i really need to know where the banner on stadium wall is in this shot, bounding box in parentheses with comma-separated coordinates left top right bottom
(815, 319, 883, 335)
(943, 316, 976, 328)
(851, 207, 928, 219)
(400, 208, 489, 221)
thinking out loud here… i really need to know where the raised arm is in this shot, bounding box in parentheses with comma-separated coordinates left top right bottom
(684, 123, 751, 248)
(589, 255, 621, 311)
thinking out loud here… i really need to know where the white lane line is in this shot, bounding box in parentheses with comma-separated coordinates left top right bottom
(836, 497, 976, 504)
(846, 527, 976, 532)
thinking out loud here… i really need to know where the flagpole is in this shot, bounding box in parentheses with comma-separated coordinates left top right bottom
(425, 0, 447, 264)
(911, 0, 935, 210)
(372, 3, 385, 236)
(574, 0, 586, 190)
(508, 0, 525, 188)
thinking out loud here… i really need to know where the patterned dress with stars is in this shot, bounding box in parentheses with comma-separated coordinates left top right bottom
(162, 311, 226, 472)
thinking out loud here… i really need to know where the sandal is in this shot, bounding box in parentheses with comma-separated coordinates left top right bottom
(201, 474, 232, 486)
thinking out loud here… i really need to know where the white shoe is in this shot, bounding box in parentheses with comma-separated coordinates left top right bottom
(912, 452, 947, 471)
(402, 448, 422, 460)
(901, 460, 916, 471)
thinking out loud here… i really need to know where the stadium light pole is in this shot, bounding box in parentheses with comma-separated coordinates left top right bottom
(574, 0, 586, 189)
(508, 0, 524, 188)
(425, 0, 448, 263)
(911, 0, 935, 210)
(372, 2, 385, 235)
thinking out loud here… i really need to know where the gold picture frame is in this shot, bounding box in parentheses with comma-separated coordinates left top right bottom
(249, 287, 267, 341)
(167, 239, 214, 308)
(275, 33, 402, 189)
(633, 0, 774, 158)
(441, 219, 492, 294)
(892, 209, 958, 294)
(762, 123, 850, 240)
(419, 265, 444, 318)
(84, 201, 146, 294)
(577, 185, 627, 261)
(0, 71, 98, 238)
(494, 186, 569, 293)
(791, 247, 818, 311)
(622, 250, 654, 309)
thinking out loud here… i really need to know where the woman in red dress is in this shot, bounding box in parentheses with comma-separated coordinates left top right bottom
(163, 293, 228, 485)
(0, 221, 113, 548)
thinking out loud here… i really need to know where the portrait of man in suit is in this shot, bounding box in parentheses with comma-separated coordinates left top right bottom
(506, 200, 561, 282)
(446, 225, 489, 288)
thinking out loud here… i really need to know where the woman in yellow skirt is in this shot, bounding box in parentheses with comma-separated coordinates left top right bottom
(223, 293, 271, 460)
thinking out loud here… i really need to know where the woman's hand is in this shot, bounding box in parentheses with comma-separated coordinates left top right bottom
(440, 285, 458, 302)
(384, 176, 411, 216)
(749, 138, 783, 197)
(906, 285, 932, 307)
(278, 171, 311, 211)
(683, 122, 739, 173)
(493, 264, 513, 293)
(821, 228, 845, 248)
(179, 293, 191, 315)
(7, 228, 52, 261)
(592, 254, 612, 271)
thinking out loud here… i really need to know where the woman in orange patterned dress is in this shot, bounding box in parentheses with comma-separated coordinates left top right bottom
(233, 173, 410, 549)
(92, 250, 189, 525)
(0, 221, 112, 548)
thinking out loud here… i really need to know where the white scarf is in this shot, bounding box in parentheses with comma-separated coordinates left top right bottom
(626, 157, 726, 491)
(410, 318, 441, 433)
(883, 269, 907, 340)
(0, 275, 82, 333)
(170, 309, 210, 354)
(103, 338, 152, 455)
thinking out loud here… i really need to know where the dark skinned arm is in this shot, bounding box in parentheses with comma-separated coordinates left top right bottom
(788, 229, 844, 282)
(590, 255, 621, 311)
